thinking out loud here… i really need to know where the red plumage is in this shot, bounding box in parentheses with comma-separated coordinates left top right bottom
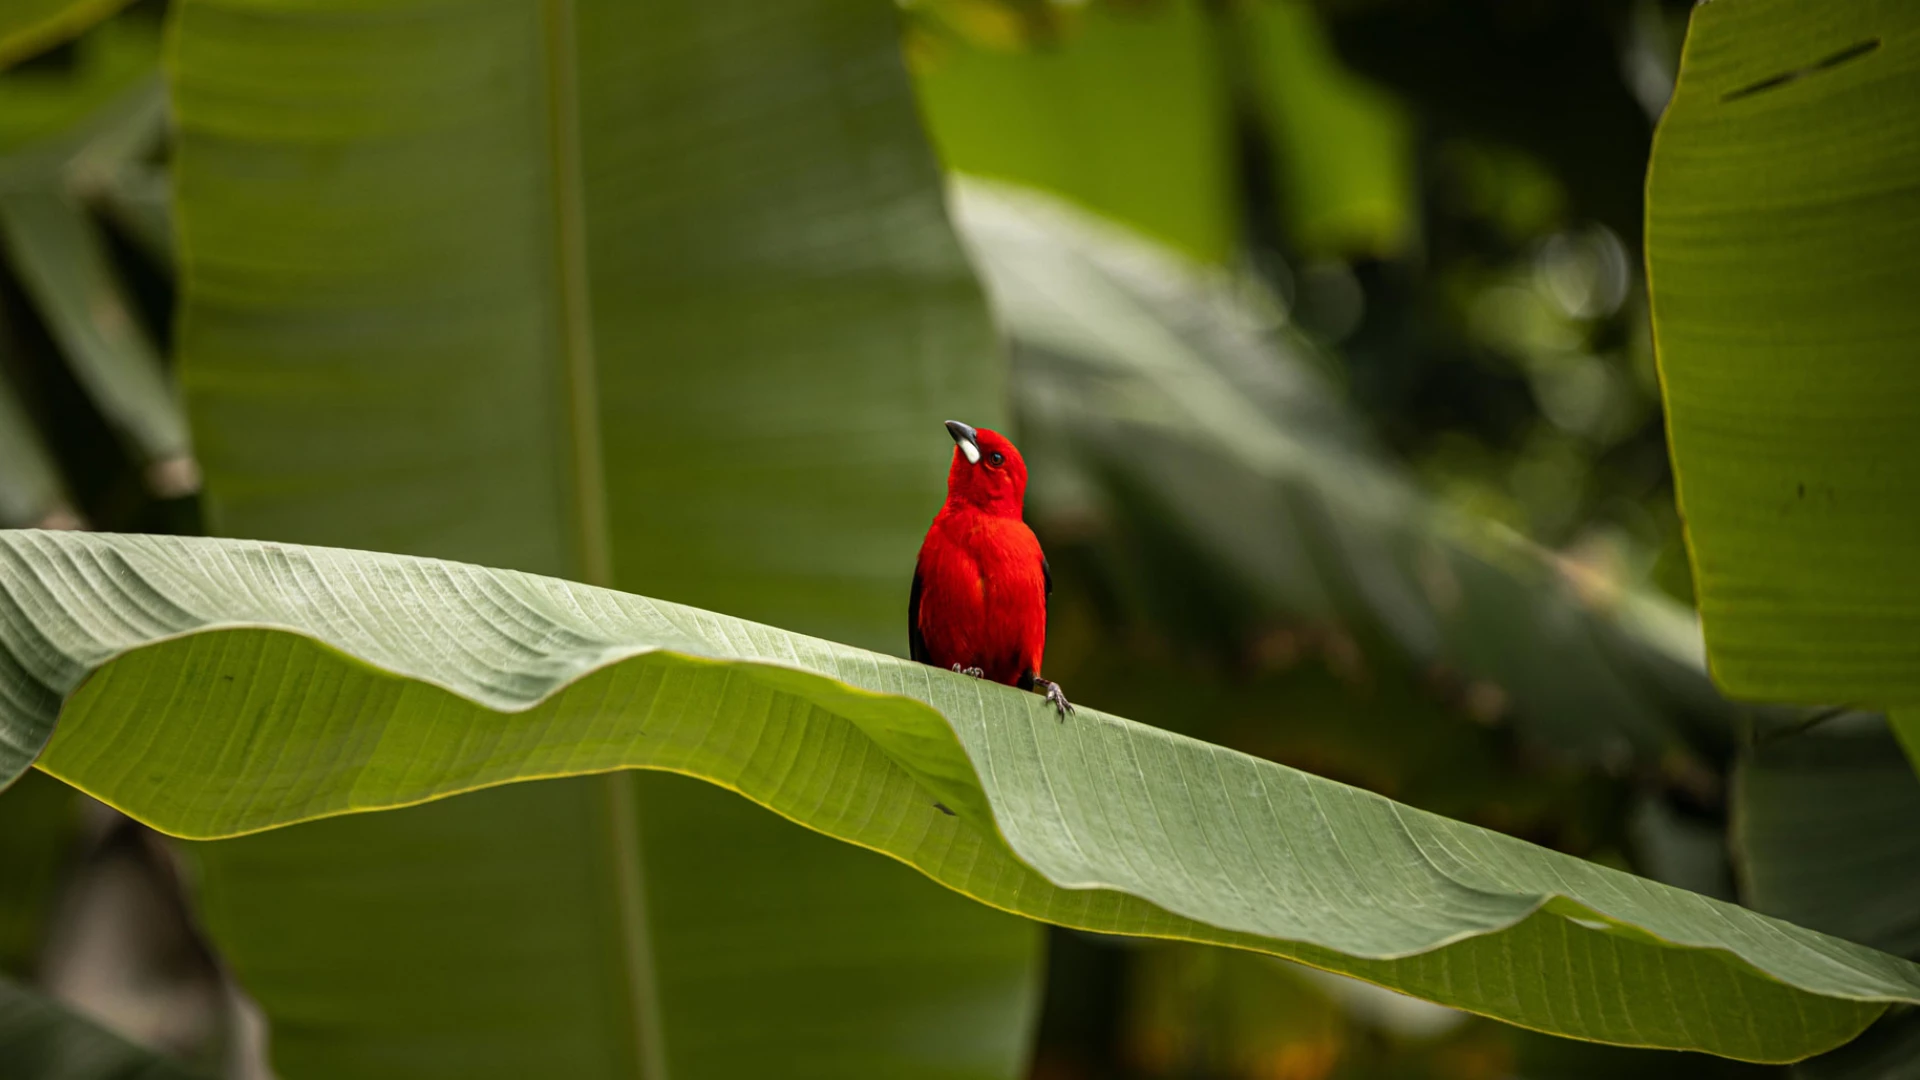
(910, 422, 1072, 715)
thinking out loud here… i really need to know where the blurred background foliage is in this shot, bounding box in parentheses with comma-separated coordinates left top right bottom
(908, 0, 1694, 602)
(0, 0, 1911, 1077)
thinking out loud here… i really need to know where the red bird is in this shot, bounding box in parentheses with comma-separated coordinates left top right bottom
(910, 420, 1072, 717)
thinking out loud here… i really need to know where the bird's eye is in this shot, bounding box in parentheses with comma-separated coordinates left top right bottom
(988, 452, 1005, 467)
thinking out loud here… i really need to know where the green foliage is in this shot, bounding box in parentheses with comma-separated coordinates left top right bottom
(1736, 723, 1920, 960)
(909, 0, 1236, 262)
(0, 0, 139, 86)
(908, 0, 1419, 264)
(0, 770, 78, 977)
(965, 181, 1736, 773)
(1, 0, 1914, 1073)
(0, 378, 67, 528)
(6, 531, 1920, 1062)
(0, 25, 187, 532)
(163, 0, 1037, 1074)
(0, 975, 204, 1079)
(1236, 0, 1416, 260)
(1302, 0, 1655, 244)
(0, 185, 185, 476)
(1647, 0, 1920, 706)
(194, 774, 1035, 1080)
(1733, 720, 1920, 1078)
(1895, 711, 1920, 775)
(172, 0, 999, 648)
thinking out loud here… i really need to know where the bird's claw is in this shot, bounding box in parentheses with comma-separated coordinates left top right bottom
(951, 664, 985, 679)
(1035, 677, 1074, 719)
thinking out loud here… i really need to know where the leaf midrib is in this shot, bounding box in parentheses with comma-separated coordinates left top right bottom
(540, 0, 610, 590)
(602, 771, 670, 1080)
(537, 1, 653, 1076)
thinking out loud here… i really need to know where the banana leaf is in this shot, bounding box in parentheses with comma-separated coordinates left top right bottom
(164, 0, 1037, 1075)
(1646, 0, 1920, 707)
(5, 530, 1920, 1063)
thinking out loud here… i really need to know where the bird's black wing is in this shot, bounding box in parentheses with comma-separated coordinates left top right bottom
(1042, 556, 1052, 600)
(908, 569, 930, 664)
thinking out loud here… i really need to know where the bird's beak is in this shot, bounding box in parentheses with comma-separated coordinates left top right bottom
(945, 420, 981, 465)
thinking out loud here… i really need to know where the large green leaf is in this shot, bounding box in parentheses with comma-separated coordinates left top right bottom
(195, 773, 1037, 1079)
(0, 974, 204, 1080)
(166, 0, 1036, 1075)
(7, 531, 1920, 1063)
(174, 0, 996, 649)
(1646, 0, 1920, 705)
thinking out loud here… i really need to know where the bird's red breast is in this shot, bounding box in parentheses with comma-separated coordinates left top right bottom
(909, 424, 1051, 689)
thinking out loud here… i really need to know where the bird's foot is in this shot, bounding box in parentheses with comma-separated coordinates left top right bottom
(1033, 677, 1074, 719)
(951, 664, 985, 679)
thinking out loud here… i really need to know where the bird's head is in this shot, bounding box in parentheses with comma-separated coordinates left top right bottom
(943, 420, 1027, 516)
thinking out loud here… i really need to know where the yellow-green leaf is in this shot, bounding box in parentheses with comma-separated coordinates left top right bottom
(1646, 0, 1920, 705)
